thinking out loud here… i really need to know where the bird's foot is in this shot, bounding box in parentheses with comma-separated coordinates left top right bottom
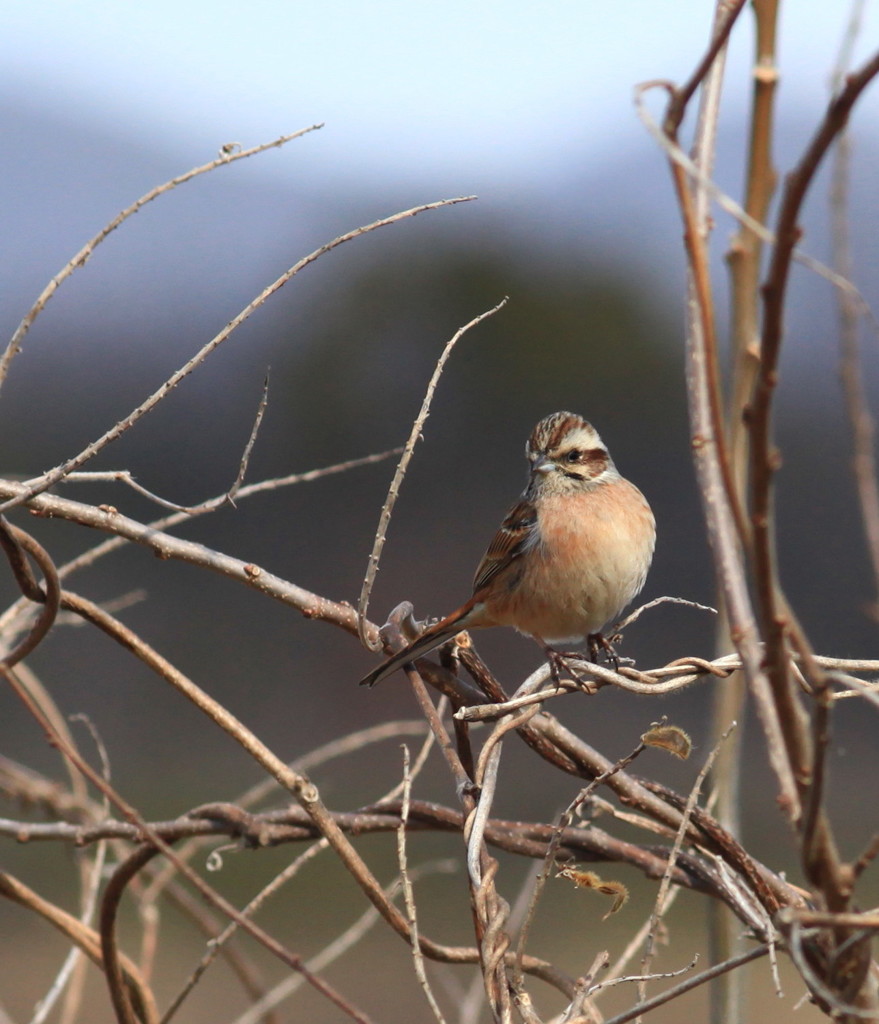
(588, 632, 620, 671)
(542, 634, 625, 692)
(543, 646, 598, 693)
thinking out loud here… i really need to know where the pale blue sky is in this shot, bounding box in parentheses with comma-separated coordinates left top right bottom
(4, 2, 877, 185)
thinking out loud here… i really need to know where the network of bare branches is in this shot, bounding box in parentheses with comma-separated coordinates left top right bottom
(2, 4, 879, 1024)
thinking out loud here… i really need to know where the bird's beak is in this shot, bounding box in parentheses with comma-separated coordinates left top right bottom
(531, 455, 554, 474)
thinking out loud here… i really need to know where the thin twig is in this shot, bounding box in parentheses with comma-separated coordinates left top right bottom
(159, 841, 328, 1024)
(398, 746, 448, 1024)
(614, 595, 717, 631)
(32, 715, 113, 1024)
(20, 446, 404, 588)
(558, 951, 610, 1024)
(229, 372, 270, 505)
(748, 57, 879, 1012)
(513, 743, 647, 991)
(0, 126, 323, 391)
(3, 582, 571, 993)
(455, 648, 879, 722)
(593, 887, 682, 996)
(600, 945, 770, 1024)
(639, 724, 736, 1002)
(0, 787, 806, 951)
(229, 861, 458, 1024)
(356, 296, 507, 650)
(638, 86, 879, 327)
(748, 47, 879, 837)
(0, 868, 159, 1024)
(720, 19, 782, 996)
(4, 665, 374, 1023)
(63, 374, 271, 515)
(662, 0, 747, 132)
(0, 481, 385, 643)
(637, 56, 802, 825)
(30, 838, 108, 1024)
(161, 717, 441, 1022)
(588, 954, 699, 1000)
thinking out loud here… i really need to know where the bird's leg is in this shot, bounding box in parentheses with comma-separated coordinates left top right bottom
(542, 645, 574, 689)
(587, 632, 620, 671)
(538, 641, 595, 689)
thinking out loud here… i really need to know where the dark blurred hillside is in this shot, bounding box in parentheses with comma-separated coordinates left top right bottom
(1, 95, 877, 824)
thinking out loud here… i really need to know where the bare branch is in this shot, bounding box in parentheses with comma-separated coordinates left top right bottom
(513, 741, 647, 990)
(30, 834, 108, 1024)
(4, 591, 570, 994)
(0, 126, 324, 390)
(600, 945, 770, 1024)
(0, 195, 476, 515)
(749, 50, 879, 814)
(159, 841, 329, 1024)
(4, 664, 375, 1023)
(614, 594, 717, 631)
(0, 481, 383, 642)
(637, 22, 802, 825)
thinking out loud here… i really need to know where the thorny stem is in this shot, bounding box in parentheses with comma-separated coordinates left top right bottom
(357, 297, 507, 649)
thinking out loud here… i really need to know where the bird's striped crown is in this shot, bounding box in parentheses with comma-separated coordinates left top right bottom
(526, 411, 614, 482)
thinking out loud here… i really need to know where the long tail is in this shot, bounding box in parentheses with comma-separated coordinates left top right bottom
(359, 615, 468, 688)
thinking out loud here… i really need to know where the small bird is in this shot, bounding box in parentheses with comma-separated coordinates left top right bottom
(360, 411, 655, 687)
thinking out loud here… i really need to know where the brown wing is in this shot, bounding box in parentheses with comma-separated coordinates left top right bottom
(472, 498, 538, 593)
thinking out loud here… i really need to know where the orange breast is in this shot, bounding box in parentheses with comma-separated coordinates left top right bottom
(484, 479, 655, 643)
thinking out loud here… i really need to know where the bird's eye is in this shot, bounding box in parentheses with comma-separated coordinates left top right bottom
(564, 450, 582, 463)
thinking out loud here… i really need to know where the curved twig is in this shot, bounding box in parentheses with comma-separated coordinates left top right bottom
(0, 518, 61, 667)
(0, 126, 323, 391)
(101, 845, 162, 1024)
(0, 869, 159, 1024)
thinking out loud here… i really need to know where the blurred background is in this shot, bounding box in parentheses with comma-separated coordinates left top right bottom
(1, 2, 878, 1021)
